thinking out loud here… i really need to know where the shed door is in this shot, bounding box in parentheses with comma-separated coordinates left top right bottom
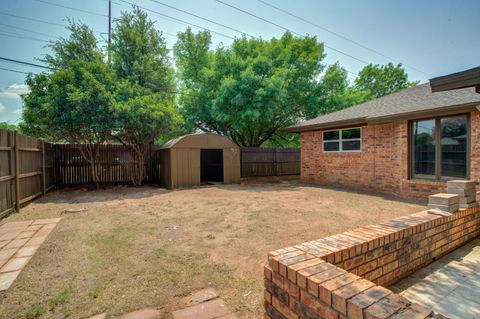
(201, 149, 224, 182)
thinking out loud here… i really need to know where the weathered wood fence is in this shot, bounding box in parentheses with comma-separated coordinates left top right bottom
(0, 129, 55, 218)
(54, 144, 161, 186)
(0, 129, 300, 217)
(240, 147, 300, 177)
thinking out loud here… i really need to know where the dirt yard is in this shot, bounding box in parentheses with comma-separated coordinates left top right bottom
(0, 178, 425, 319)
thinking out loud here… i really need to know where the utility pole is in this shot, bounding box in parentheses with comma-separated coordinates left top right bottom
(108, 0, 112, 63)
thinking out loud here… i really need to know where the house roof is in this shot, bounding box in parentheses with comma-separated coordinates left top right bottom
(430, 66, 480, 92)
(285, 83, 480, 132)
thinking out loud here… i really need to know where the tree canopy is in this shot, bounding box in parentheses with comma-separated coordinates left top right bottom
(355, 62, 418, 99)
(110, 7, 180, 185)
(174, 29, 325, 147)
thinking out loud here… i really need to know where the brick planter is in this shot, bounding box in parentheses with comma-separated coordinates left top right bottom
(264, 205, 480, 319)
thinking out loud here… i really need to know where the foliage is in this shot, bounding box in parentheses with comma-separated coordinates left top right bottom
(305, 63, 370, 119)
(355, 62, 418, 99)
(0, 122, 19, 132)
(21, 22, 116, 188)
(174, 29, 325, 147)
(110, 7, 180, 185)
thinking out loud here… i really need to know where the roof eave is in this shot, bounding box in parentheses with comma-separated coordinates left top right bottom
(284, 118, 367, 133)
(367, 103, 480, 124)
(430, 67, 480, 92)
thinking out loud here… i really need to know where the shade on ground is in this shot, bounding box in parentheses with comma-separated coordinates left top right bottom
(0, 218, 61, 291)
(390, 238, 480, 319)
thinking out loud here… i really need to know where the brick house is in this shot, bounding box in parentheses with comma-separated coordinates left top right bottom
(286, 73, 480, 200)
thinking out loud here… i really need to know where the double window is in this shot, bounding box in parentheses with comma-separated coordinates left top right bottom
(411, 114, 468, 179)
(323, 128, 361, 152)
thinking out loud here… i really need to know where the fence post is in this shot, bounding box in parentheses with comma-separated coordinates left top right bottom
(41, 140, 46, 195)
(274, 148, 278, 176)
(14, 132, 20, 213)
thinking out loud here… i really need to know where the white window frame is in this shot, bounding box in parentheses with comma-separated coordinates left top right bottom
(322, 127, 362, 153)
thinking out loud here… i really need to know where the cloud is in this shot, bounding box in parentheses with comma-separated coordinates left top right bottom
(0, 83, 31, 99)
(0, 102, 5, 112)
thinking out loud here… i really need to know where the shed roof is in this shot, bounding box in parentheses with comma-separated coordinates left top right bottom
(285, 83, 480, 132)
(160, 132, 239, 149)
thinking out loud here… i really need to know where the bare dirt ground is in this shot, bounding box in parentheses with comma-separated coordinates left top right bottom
(0, 177, 425, 319)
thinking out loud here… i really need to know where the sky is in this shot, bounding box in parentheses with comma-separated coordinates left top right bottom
(0, 0, 479, 123)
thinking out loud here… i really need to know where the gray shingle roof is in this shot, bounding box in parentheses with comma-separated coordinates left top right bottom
(286, 83, 480, 132)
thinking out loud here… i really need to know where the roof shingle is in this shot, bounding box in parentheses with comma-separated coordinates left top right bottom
(286, 83, 480, 132)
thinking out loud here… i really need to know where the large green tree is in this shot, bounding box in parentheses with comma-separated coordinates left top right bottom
(21, 22, 116, 188)
(174, 29, 325, 147)
(110, 7, 180, 185)
(306, 63, 370, 119)
(355, 62, 418, 99)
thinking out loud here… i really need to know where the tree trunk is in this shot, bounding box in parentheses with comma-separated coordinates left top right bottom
(130, 144, 148, 186)
(78, 143, 101, 189)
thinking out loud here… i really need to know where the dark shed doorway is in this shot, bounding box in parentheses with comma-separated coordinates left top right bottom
(201, 149, 224, 182)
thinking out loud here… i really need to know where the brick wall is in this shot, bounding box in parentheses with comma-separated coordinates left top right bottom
(264, 205, 480, 319)
(300, 111, 480, 200)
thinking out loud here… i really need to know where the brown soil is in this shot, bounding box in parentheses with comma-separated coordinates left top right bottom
(0, 177, 425, 319)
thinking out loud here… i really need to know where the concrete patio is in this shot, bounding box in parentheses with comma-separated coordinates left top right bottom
(390, 238, 480, 319)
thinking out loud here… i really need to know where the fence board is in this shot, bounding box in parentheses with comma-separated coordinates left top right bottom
(54, 144, 158, 186)
(240, 147, 300, 177)
(0, 129, 55, 218)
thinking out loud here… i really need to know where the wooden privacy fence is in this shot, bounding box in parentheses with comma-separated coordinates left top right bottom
(240, 147, 300, 177)
(54, 144, 161, 186)
(0, 129, 55, 218)
(0, 128, 301, 217)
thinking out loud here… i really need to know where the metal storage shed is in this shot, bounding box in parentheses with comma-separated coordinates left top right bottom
(158, 132, 241, 189)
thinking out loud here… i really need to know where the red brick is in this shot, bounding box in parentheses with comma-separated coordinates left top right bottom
(298, 116, 480, 199)
(272, 296, 299, 319)
(297, 262, 333, 289)
(364, 294, 410, 319)
(347, 286, 392, 319)
(331, 279, 375, 315)
(307, 267, 346, 296)
(319, 273, 360, 305)
(287, 258, 324, 283)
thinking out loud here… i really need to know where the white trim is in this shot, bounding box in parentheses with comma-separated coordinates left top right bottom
(322, 127, 362, 153)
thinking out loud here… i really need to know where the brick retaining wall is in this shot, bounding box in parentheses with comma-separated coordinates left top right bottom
(264, 205, 480, 319)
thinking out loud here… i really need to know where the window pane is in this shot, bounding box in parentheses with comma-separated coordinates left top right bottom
(324, 141, 339, 151)
(323, 130, 339, 141)
(412, 119, 436, 176)
(441, 115, 467, 178)
(342, 128, 361, 139)
(342, 140, 361, 151)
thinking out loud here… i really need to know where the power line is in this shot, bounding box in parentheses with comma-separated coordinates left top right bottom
(0, 67, 31, 75)
(0, 57, 52, 70)
(0, 30, 51, 43)
(32, 0, 109, 18)
(215, 0, 373, 67)
(0, 22, 55, 39)
(256, 0, 431, 77)
(148, 0, 254, 37)
(0, 11, 107, 35)
(116, 0, 234, 39)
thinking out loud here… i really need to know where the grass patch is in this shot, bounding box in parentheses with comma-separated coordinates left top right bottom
(25, 305, 44, 319)
(48, 283, 74, 311)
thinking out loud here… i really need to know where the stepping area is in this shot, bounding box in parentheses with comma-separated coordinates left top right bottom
(0, 218, 61, 291)
(172, 288, 238, 319)
(390, 238, 480, 319)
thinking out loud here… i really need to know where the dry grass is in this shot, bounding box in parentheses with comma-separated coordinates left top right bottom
(0, 178, 425, 319)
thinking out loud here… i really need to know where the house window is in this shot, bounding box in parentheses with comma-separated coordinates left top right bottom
(411, 115, 468, 179)
(323, 128, 361, 152)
